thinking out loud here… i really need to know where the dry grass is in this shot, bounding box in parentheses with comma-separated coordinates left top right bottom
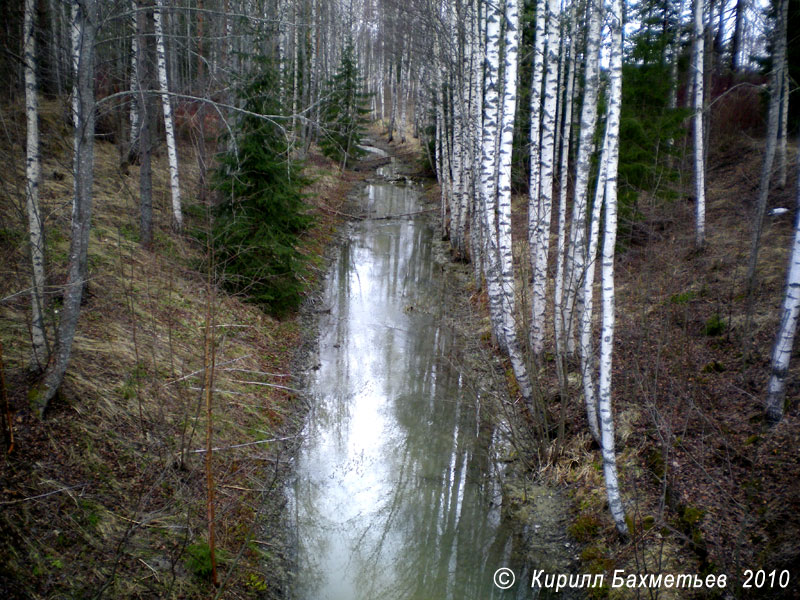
(0, 98, 357, 598)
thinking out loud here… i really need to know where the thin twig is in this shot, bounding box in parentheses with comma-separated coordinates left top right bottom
(0, 483, 86, 505)
(186, 434, 300, 454)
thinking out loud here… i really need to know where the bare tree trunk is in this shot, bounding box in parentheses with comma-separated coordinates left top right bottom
(598, 0, 629, 537)
(530, 0, 560, 359)
(765, 169, 800, 425)
(570, 0, 604, 441)
(745, 0, 788, 327)
(554, 2, 577, 363)
(692, 0, 706, 248)
(24, 0, 49, 371)
(31, 0, 97, 416)
(494, 0, 534, 406)
(136, 0, 153, 249)
(730, 0, 746, 72)
(154, 0, 182, 230)
(777, 61, 789, 189)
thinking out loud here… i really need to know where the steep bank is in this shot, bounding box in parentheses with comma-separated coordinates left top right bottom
(0, 100, 366, 598)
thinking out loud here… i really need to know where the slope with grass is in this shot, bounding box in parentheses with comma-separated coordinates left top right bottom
(0, 99, 362, 598)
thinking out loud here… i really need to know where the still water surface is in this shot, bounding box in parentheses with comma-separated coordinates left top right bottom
(291, 167, 569, 599)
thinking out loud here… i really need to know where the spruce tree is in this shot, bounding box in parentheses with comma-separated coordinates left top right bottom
(212, 59, 312, 316)
(319, 42, 371, 168)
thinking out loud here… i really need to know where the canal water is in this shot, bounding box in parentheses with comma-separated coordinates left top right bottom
(290, 162, 574, 600)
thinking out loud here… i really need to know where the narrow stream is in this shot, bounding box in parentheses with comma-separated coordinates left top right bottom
(290, 162, 572, 599)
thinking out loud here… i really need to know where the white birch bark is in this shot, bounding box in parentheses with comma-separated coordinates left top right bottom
(692, 0, 706, 247)
(765, 184, 800, 425)
(530, 0, 561, 358)
(24, 0, 49, 370)
(469, 0, 485, 281)
(568, 0, 604, 440)
(554, 1, 577, 360)
(495, 0, 534, 405)
(564, 0, 603, 359)
(580, 122, 609, 446)
(480, 0, 508, 352)
(153, 0, 183, 230)
(598, 0, 629, 536)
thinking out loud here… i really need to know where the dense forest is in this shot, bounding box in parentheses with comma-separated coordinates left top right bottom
(1, 0, 799, 597)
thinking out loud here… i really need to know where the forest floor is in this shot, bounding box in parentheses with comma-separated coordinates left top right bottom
(0, 98, 369, 598)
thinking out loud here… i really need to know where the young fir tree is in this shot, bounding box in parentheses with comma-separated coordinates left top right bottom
(213, 60, 312, 317)
(319, 42, 371, 168)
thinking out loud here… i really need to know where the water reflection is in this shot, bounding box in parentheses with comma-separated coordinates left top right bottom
(293, 179, 547, 600)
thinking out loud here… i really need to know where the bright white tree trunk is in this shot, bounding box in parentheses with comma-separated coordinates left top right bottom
(530, 0, 561, 358)
(153, 0, 183, 230)
(765, 186, 800, 425)
(564, 0, 603, 361)
(24, 0, 48, 370)
(692, 0, 706, 247)
(598, 0, 629, 537)
(495, 0, 534, 405)
(479, 0, 508, 353)
(554, 2, 577, 360)
(569, 0, 603, 441)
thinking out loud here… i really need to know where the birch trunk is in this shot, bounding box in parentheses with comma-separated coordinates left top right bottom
(480, 0, 508, 352)
(24, 0, 49, 371)
(598, 0, 629, 536)
(469, 0, 485, 281)
(745, 0, 787, 316)
(564, 0, 603, 359)
(765, 175, 800, 425)
(692, 0, 706, 248)
(495, 0, 534, 405)
(554, 2, 577, 361)
(153, 0, 182, 230)
(32, 0, 97, 416)
(530, 0, 561, 358)
(569, 0, 604, 441)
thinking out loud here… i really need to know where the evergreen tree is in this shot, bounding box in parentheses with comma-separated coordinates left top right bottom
(212, 60, 312, 316)
(618, 0, 688, 238)
(319, 42, 371, 168)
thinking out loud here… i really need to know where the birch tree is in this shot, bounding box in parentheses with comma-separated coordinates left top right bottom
(32, 0, 97, 416)
(569, 0, 604, 441)
(597, 0, 629, 536)
(745, 0, 788, 325)
(692, 0, 706, 248)
(492, 0, 535, 406)
(153, 0, 183, 230)
(554, 1, 577, 363)
(765, 172, 800, 426)
(24, 0, 49, 371)
(479, 0, 509, 355)
(530, 0, 561, 359)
